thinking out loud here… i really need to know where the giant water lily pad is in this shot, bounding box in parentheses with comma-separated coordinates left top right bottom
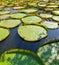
(0, 49, 45, 65)
(37, 41, 59, 65)
(28, 2, 37, 6)
(20, 8, 38, 13)
(41, 21, 59, 29)
(47, 3, 58, 8)
(44, 8, 53, 12)
(0, 19, 21, 28)
(52, 16, 59, 22)
(38, 2, 46, 8)
(13, 6, 25, 10)
(18, 25, 47, 41)
(47, 5, 58, 8)
(0, 28, 9, 41)
(40, 14, 53, 19)
(10, 13, 27, 19)
(47, 2, 56, 5)
(52, 10, 59, 15)
(0, 6, 4, 10)
(0, 15, 10, 20)
(22, 16, 42, 24)
(0, 11, 10, 15)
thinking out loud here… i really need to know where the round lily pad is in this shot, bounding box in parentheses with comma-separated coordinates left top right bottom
(28, 2, 37, 6)
(0, 28, 9, 41)
(47, 4, 58, 8)
(38, 2, 46, 8)
(22, 16, 42, 24)
(0, 6, 4, 10)
(13, 6, 25, 10)
(52, 10, 59, 15)
(47, 2, 56, 5)
(40, 14, 53, 19)
(0, 15, 10, 20)
(52, 16, 59, 22)
(37, 41, 59, 65)
(44, 8, 53, 11)
(41, 21, 59, 29)
(20, 8, 38, 13)
(0, 19, 21, 28)
(0, 49, 45, 65)
(6, 4, 14, 7)
(0, 11, 10, 15)
(10, 13, 27, 19)
(18, 25, 47, 41)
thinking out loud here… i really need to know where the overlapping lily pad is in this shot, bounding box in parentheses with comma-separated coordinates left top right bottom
(0, 6, 4, 10)
(0, 15, 10, 20)
(0, 19, 21, 28)
(10, 13, 27, 19)
(47, 3, 58, 8)
(44, 8, 53, 11)
(52, 10, 59, 15)
(22, 16, 42, 24)
(41, 21, 59, 29)
(40, 14, 53, 19)
(20, 8, 38, 13)
(0, 28, 9, 41)
(12, 6, 25, 10)
(38, 2, 46, 8)
(52, 16, 59, 22)
(18, 25, 47, 41)
(0, 49, 45, 65)
(0, 11, 10, 15)
(37, 41, 59, 65)
(28, 2, 37, 6)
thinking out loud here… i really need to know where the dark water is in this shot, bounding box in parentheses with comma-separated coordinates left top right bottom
(0, 7, 59, 54)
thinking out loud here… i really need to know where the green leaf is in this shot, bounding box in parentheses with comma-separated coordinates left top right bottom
(37, 42, 59, 65)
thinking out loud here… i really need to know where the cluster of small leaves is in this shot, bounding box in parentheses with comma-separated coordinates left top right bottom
(0, 0, 59, 6)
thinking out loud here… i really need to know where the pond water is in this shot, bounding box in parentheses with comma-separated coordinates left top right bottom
(0, 7, 59, 54)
